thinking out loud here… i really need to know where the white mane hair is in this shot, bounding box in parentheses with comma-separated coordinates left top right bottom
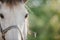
(0, 0, 28, 40)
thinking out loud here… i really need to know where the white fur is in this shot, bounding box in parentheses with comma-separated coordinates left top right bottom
(0, 2, 28, 40)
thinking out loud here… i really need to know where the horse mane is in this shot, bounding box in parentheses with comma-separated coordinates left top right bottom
(0, 0, 27, 7)
(0, 0, 22, 5)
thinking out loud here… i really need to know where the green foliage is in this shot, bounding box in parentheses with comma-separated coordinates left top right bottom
(26, 0, 60, 40)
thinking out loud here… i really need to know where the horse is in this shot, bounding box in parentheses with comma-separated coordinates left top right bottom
(0, 0, 28, 40)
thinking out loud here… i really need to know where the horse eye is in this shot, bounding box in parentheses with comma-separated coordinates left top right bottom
(25, 14, 28, 18)
(0, 13, 4, 19)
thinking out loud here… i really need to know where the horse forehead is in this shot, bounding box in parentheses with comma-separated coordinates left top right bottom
(1, 3, 27, 15)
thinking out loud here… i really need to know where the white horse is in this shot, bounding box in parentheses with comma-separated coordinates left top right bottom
(0, 0, 28, 40)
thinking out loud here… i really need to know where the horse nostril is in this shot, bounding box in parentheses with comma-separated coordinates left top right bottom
(0, 13, 4, 19)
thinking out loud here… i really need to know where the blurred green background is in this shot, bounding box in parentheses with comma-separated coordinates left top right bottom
(26, 0, 60, 40)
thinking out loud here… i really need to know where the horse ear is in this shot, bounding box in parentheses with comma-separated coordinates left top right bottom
(23, 0, 27, 3)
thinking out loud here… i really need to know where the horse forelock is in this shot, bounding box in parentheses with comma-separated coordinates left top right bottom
(0, 0, 27, 4)
(0, 0, 22, 3)
(0, 0, 27, 8)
